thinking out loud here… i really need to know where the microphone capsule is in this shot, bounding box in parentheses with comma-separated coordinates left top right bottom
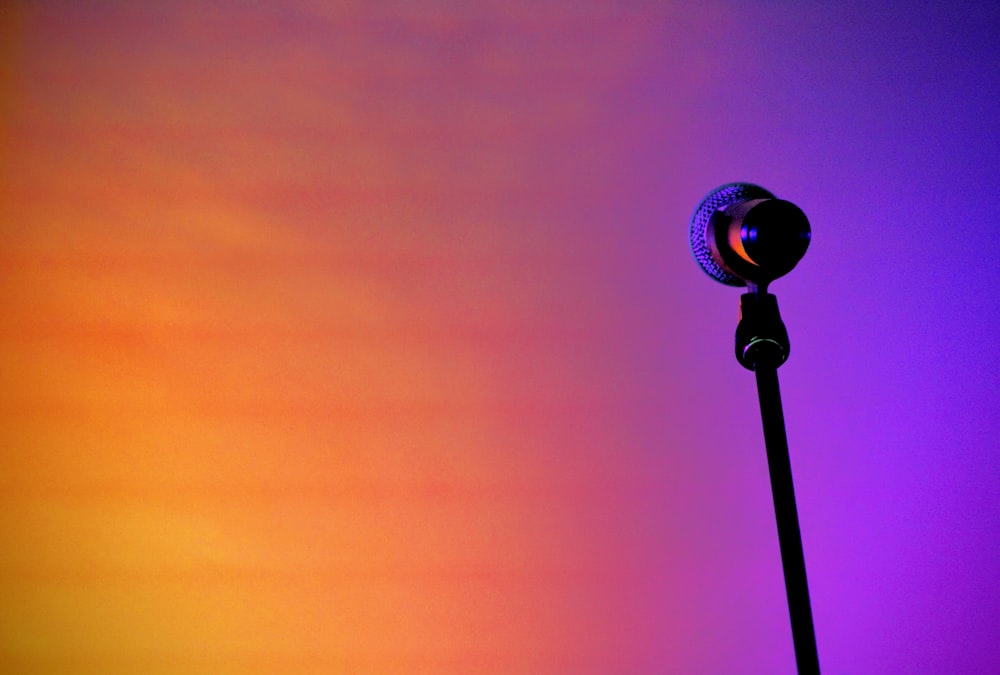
(690, 183, 776, 286)
(690, 183, 811, 287)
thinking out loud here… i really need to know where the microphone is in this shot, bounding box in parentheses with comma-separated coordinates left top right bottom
(689, 182, 811, 288)
(688, 184, 822, 673)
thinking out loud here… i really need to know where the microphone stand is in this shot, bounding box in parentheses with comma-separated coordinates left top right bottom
(736, 286, 820, 675)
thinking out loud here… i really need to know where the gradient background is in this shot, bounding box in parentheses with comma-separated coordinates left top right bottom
(2, 2, 998, 673)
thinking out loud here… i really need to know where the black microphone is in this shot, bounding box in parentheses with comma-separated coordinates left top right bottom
(688, 183, 822, 674)
(689, 182, 811, 288)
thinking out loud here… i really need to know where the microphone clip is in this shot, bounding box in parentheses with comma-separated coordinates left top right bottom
(735, 291, 789, 370)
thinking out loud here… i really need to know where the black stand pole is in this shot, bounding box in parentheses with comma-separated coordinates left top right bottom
(737, 291, 820, 675)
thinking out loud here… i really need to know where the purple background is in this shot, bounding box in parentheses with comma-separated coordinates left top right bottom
(633, 3, 1000, 672)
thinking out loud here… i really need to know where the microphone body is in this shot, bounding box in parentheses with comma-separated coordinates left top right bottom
(689, 183, 811, 288)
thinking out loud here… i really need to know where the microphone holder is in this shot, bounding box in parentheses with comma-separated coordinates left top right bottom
(736, 286, 820, 674)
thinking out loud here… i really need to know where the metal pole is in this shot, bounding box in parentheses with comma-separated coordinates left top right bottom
(754, 363, 820, 675)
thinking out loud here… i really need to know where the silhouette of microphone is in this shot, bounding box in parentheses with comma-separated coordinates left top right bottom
(689, 182, 811, 289)
(687, 182, 822, 674)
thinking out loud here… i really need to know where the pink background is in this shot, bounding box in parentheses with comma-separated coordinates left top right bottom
(2, 2, 998, 673)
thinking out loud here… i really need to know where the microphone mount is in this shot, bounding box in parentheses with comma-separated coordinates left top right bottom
(736, 290, 790, 370)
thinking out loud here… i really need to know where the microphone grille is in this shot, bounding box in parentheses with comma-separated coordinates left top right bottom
(689, 182, 776, 286)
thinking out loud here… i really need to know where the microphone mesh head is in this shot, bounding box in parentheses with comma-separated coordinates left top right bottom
(689, 182, 776, 286)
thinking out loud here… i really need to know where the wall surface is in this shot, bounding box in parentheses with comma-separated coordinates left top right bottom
(2, 2, 998, 673)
